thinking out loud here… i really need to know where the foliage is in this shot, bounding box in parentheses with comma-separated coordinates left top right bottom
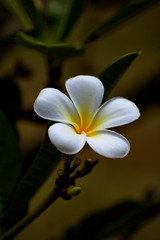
(0, 0, 159, 239)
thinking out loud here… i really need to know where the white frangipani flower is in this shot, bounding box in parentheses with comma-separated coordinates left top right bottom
(34, 75, 140, 158)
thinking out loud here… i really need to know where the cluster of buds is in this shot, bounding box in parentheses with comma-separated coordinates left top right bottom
(54, 155, 99, 200)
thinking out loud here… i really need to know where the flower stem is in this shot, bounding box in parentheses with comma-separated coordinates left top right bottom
(0, 190, 59, 240)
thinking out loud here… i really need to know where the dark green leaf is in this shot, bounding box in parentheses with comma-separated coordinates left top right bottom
(15, 32, 84, 60)
(63, 200, 160, 240)
(63, 201, 143, 240)
(1, 0, 33, 31)
(84, 0, 160, 44)
(1, 132, 62, 231)
(0, 110, 23, 218)
(55, 0, 89, 41)
(19, 0, 44, 32)
(43, 0, 67, 40)
(99, 51, 141, 99)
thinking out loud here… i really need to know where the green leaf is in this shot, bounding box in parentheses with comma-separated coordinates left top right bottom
(1, 132, 62, 231)
(19, 0, 44, 32)
(84, 0, 160, 44)
(0, 110, 23, 218)
(55, 0, 89, 42)
(99, 51, 141, 99)
(15, 32, 84, 60)
(63, 201, 144, 240)
(1, 0, 33, 31)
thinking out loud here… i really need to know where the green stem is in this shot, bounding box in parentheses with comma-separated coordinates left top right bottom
(0, 190, 59, 240)
(1, 0, 33, 31)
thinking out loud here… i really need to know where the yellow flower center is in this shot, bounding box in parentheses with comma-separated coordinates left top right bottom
(74, 119, 94, 136)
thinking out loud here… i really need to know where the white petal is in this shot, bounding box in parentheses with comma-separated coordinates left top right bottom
(87, 130, 130, 158)
(89, 97, 140, 130)
(34, 88, 80, 126)
(48, 123, 86, 154)
(66, 75, 104, 129)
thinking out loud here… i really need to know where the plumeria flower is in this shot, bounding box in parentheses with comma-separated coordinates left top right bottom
(34, 75, 140, 158)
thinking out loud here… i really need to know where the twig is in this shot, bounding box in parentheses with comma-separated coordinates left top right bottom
(0, 190, 59, 240)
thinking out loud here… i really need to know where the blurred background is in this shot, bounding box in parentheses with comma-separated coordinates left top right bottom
(0, 0, 160, 239)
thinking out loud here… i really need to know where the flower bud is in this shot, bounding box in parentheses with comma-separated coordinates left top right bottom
(67, 186, 81, 197)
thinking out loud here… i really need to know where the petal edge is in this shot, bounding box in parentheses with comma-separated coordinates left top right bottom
(89, 97, 140, 130)
(34, 88, 80, 126)
(66, 75, 104, 129)
(87, 129, 130, 158)
(48, 123, 86, 154)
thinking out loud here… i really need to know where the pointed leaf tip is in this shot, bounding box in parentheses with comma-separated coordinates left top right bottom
(99, 51, 141, 99)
